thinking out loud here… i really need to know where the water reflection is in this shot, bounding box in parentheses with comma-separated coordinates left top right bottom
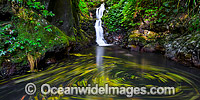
(96, 46, 104, 70)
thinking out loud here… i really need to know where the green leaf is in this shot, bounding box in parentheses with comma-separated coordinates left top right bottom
(173, 9, 178, 13)
(189, 27, 193, 31)
(163, 2, 169, 7)
(20, 46, 24, 49)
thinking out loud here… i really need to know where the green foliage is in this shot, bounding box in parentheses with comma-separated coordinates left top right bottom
(0, 1, 70, 67)
(79, 0, 89, 16)
(103, 0, 126, 32)
(0, 19, 69, 65)
(9, 0, 55, 18)
(104, 0, 166, 32)
(104, 0, 200, 61)
(104, 0, 199, 31)
(87, 2, 95, 7)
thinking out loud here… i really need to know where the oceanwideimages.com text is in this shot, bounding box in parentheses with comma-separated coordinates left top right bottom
(25, 83, 175, 97)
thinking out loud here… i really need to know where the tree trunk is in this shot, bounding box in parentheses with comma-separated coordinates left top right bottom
(48, 0, 78, 35)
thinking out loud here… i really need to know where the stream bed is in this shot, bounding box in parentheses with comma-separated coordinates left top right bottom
(0, 46, 200, 100)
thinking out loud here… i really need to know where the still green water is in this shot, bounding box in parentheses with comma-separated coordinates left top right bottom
(0, 46, 200, 100)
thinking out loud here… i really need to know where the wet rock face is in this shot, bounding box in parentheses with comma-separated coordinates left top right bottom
(0, 61, 16, 79)
(89, 8, 96, 19)
(48, 0, 76, 35)
(0, 11, 12, 21)
(0, 1, 12, 21)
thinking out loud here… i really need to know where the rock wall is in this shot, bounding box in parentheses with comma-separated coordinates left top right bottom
(0, 0, 12, 21)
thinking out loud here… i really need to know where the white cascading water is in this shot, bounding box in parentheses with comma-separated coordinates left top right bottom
(95, 3, 113, 46)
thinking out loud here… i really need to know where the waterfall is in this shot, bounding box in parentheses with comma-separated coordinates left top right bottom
(95, 3, 113, 46)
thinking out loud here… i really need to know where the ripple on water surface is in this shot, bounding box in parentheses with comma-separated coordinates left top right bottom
(0, 46, 200, 100)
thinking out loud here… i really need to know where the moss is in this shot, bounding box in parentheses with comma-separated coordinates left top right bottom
(0, 7, 71, 68)
(0, 0, 95, 72)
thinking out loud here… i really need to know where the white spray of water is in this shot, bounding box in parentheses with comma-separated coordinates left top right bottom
(95, 3, 113, 46)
